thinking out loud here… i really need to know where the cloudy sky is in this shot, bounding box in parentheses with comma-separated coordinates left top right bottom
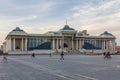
(0, 0, 120, 45)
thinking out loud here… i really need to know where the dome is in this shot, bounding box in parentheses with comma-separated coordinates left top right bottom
(8, 27, 27, 36)
(12, 27, 23, 31)
(61, 25, 75, 30)
(100, 31, 115, 38)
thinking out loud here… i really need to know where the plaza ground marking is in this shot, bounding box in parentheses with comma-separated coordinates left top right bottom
(9, 57, 98, 80)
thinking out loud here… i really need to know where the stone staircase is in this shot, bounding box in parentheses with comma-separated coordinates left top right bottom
(53, 50, 80, 55)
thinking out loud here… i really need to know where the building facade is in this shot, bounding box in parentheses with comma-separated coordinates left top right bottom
(3, 25, 116, 54)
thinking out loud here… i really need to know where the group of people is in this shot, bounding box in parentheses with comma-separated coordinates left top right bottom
(2, 52, 64, 62)
(31, 51, 64, 60)
(103, 52, 111, 58)
(3, 51, 112, 61)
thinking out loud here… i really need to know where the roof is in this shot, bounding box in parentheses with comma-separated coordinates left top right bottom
(8, 27, 27, 36)
(13, 27, 23, 31)
(60, 25, 75, 30)
(100, 31, 115, 38)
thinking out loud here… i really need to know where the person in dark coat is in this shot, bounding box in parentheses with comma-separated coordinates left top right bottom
(32, 53, 35, 58)
(60, 51, 64, 60)
(103, 52, 106, 57)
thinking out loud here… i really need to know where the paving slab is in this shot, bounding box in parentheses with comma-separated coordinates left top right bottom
(0, 55, 120, 80)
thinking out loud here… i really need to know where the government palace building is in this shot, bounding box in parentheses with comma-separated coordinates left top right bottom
(3, 24, 116, 54)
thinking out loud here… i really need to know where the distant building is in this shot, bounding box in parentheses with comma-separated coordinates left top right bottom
(116, 46, 120, 53)
(3, 24, 116, 54)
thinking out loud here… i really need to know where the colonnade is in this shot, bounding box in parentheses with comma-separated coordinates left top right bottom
(6, 37, 116, 52)
(101, 39, 116, 51)
(52, 38, 62, 50)
(52, 38, 116, 51)
(52, 38, 85, 50)
(7, 38, 27, 52)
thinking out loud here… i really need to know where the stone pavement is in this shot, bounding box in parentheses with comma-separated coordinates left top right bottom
(0, 55, 120, 80)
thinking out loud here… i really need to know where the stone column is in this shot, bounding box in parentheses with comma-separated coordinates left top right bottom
(102, 40, 103, 50)
(72, 36, 74, 50)
(60, 39, 62, 49)
(81, 39, 84, 49)
(52, 39, 55, 50)
(56, 39, 59, 50)
(106, 40, 109, 50)
(25, 38, 27, 51)
(105, 40, 106, 50)
(98, 40, 100, 49)
(103, 40, 105, 50)
(76, 39, 78, 50)
(62, 36, 64, 50)
(13, 38, 15, 51)
(9, 38, 11, 51)
(110, 40, 112, 50)
(79, 39, 81, 49)
(113, 40, 116, 51)
(21, 38, 24, 51)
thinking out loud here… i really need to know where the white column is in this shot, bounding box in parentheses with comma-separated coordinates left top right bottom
(52, 39, 55, 50)
(111, 40, 113, 51)
(113, 40, 116, 51)
(108, 40, 110, 50)
(25, 38, 27, 51)
(60, 39, 62, 49)
(62, 36, 64, 50)
(106, 40, 109, 50)
(98, 40, 101, 48)
(79, 39, 81, 49)
(81, 39, 84, 49)
(102, 40, 103, 50)
(9, 38, 11, 51)
(72, 36, 74, 50)
(56, 39, 59, 50)
(110, 40, 112, 50)
(13, 38, 15, 51)
(76, 39, 78, 50)
(103, 40, 105, 50)
(21, 38, 24, 51)
(98, 40, 100, 49)
(104, 40, 106, 50)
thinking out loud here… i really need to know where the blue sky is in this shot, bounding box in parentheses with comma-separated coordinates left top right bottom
(0, 0, 120, 45)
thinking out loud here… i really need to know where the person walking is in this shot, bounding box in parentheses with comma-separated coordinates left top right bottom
(103, 52, 106, 57)
(60, 51, 64, 60)
(32, 53, 35, 58)
(49, 53, 52, 57)
(107, 51, 111, 58)
(3, 53, 7, 61)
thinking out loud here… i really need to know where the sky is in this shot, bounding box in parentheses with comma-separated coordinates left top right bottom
(0, 0, 120, 45)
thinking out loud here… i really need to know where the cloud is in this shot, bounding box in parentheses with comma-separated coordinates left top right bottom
(67, 0, 120, 45)
(0, 0, 57, 45)
(69, 0, 120, 28)
(71, 0, 120, 18)
(0, 0, 120, 45)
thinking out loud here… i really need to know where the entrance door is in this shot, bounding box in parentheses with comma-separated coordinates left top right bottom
(64, 37, 72, 50)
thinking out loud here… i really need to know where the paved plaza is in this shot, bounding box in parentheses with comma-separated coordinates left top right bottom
(0, 54, 120, 80)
